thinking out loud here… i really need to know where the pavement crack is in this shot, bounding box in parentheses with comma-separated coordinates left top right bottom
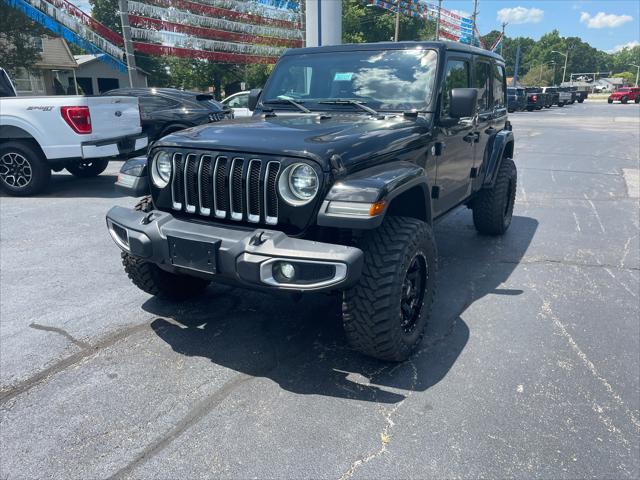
(338, 361, 419, 480)
(107, 374, 253, 480)
(0, 320, 152, 405)
(29, 323, 90, 349)
(533, 291, 640, 436)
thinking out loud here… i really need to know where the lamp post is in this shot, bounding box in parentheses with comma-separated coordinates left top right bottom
(394, 0, 400, 42)
(630, 64, 640, 87)
(551, 50, 569, 84)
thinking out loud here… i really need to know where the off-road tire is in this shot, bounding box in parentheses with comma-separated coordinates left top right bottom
(66, 158, 109, 177)
(578, 98, 585, 103)
(621, 96, 628, 104)
(342, 217, 437, 362)
(0, 141, 51, 196)
(121, 196, 210, 300)
(472, 158, 517, 236)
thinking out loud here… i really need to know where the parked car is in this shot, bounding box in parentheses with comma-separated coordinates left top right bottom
(221, 90, 252, 117)
(557, 87, 572, 106)
(525, 87, 544, 111)
(541, 86, 560, 107)
(507, 87, 526, 112)
(107, 40, 517, 362)
(0, 69, 146, 195)
(608, 87, 640, 104)
(103, 88, 233, 143)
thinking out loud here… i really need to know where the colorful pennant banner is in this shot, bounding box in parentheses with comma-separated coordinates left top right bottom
(1, 0, 127, 71)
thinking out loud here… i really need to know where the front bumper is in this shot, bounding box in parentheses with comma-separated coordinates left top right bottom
(81, 133, 148, 159)
(106, 207, 363, 291)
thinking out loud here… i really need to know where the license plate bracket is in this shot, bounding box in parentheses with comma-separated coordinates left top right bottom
(167, 236, 220, 274)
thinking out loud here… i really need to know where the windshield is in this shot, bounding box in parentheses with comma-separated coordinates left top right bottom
(262, 48, 439, 112)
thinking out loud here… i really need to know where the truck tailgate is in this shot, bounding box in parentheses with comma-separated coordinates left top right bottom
(87, 96, 141, 139)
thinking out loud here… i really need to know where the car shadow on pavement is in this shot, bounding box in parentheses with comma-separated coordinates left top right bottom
(143, 214, 538, 404)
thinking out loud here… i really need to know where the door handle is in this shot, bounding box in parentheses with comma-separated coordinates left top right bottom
(463, 132, 480, 143)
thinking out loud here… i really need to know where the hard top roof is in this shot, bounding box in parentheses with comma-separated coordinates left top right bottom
(283, 40, 505, 62)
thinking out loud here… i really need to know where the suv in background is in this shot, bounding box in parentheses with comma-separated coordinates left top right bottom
(608, 87, 640, 104)
(221, 91, 252, 117)
(541, 86, 559, 107)
(104, 88, 233, 143)
(507, 87, 525, 112)
(525, 87, 544, 110)
(107, 41, 516, 361)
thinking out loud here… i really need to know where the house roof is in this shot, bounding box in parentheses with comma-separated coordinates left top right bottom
(599, 77, 625, 84)
(74, 54, 150, 76)
(36, 36, 77, 70)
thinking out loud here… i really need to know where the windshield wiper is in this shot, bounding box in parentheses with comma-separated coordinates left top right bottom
(318, 99, 379, 116)
(263, 97, 311, 113)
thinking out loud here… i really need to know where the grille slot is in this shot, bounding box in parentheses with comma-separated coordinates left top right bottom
(170, 152, 280, 225)
(264, 161, 280, 225)
(229, 158, 244, 220)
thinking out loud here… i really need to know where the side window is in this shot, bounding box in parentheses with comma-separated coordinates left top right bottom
(473, 61, 491, 112)
(493, 64, 506, 108)
(139, 96, 179, 113)
(442, 59, 469, 116)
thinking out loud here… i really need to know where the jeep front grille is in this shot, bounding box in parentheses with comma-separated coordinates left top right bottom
(170, 153, 280, 225)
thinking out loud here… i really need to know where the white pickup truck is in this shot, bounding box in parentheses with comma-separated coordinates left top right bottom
(0, 68, 147, 195)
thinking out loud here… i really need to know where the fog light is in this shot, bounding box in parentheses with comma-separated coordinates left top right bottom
(276, 262, 296, 280)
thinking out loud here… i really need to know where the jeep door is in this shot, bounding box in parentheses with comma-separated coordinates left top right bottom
(471, 57, 495, 187)
(434, 54, 475, 215)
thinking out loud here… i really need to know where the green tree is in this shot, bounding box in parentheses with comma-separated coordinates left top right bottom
(0, 3, 48, 76)
(342, 0, 435, 43)
(519, 64, 554, 86)
(613, 71, 636, 85)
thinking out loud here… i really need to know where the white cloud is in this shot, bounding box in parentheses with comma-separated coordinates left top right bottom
(608, 41, 640, 53)
(497, 7, 544, 24)
(450, 9, 472, 18)
(580, 11, 633, 29)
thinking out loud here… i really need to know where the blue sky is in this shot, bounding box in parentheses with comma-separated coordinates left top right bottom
(445, 0, 640, 52)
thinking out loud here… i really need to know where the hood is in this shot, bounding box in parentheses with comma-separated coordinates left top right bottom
(154, 112, 433, 171)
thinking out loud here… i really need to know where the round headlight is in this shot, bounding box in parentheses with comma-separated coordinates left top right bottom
(152, 151, 172, 188)
(278, 163, 319, 206)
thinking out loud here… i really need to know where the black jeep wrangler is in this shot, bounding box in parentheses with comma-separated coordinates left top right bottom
(107, 41, 516, 361)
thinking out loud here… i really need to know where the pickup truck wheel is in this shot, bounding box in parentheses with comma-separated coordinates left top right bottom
(472, 158, 517, 236)
(342, 217, 437, 362)
(621, 96, 628, 104)
(607, 98, 613, 104)
(0, 141, 50, 196)
(635, 97, 640, 104)
(66, 158, 109, 177)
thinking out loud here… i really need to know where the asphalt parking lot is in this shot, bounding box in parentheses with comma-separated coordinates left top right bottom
(1, 101, 639, 479)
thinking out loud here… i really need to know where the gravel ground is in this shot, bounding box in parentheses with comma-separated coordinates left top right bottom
(1, 100, 639, 479)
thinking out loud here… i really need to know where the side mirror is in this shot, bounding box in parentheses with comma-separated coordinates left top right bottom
(248, 88, 262, 111)
(449, 88, 478, 118)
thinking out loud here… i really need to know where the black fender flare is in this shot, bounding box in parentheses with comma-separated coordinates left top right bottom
(481, 129, 514, 189)
(317, 161, 432, 229)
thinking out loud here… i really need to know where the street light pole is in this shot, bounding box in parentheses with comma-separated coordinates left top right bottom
(394, 0, 400, 42)
(630, 64, 640, 87)
(551, 50, 569, 84)
(435, 0, 442, 41)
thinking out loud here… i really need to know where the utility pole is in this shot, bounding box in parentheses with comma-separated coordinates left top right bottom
(394, 0, 400, 42)
(118, 0, 137, 88)
(435, 0, 442, 41)
(500, 22, 507, 55)
(471, 0, 479, 45)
